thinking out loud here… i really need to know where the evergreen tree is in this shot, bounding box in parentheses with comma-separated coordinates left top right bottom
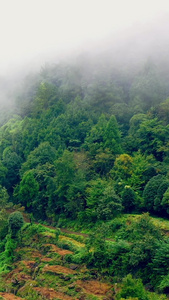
(103, 115, 122, 154)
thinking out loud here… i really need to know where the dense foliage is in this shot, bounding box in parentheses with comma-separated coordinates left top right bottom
(0, 57, 168, 221)
(1, 53, 169, 298)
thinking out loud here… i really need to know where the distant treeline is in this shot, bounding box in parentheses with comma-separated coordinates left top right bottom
(0, 55, 169, 221)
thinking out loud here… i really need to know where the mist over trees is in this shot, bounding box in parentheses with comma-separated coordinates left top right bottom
(0, 18, 169, 220)
(1, 16, 169, 298)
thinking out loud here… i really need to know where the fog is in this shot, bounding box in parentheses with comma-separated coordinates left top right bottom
(1, 0, 169, 110)
(1, 0, 169, 74)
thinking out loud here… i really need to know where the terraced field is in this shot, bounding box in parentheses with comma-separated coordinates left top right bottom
(0, 223, 114, 300)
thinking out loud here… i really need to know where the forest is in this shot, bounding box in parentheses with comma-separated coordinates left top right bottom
(0, 44, 169, 299)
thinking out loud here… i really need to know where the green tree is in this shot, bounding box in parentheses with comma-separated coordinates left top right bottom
(130, 61, 165, 111)
(84, 114, 107, 156)
(20, 142, 57, 175)
(8, 211, 24, 238)
(96, 185, 123, 220)
(161, 187, 169, 215)
(32, 81, 59, 115)
(112, 154, 133, 181)
(15, 170, 39, 210)
(143, 175, 166, 212)
(157, 98, 169, 125)
(129, 114, 147, 136)
(123, 214, 162, 279)
(51, 150, 76, 214)
(116, 274, 149, 300)
(0, 161, 7, 186)
(122, 186, 136, 212)
(2, 147, 22, 194)
(154, 179, 169, 213)
(86, 179, 122, 221)
(0, 185, 9, 209)
(128, 152, 156, 193)
(151, 240, 169, 287)
(85, 224, 110, 269)
(137, 118, 169, 161)
(93, 148, 114, 175)
(103, 115, 122, 154)
(86, 178, 107, 208)
(0, 186, 10, 240)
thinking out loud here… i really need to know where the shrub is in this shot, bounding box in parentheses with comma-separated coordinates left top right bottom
(159, 274, 169, 294)
(109, 218, 125, 232)
(143, 175, 165, 212)
(116, 274, 149, 300)
(8, 211, 24, 237)
(122, 187, 136, 212)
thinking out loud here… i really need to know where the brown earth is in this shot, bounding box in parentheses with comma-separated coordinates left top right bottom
(20, 260, 36, 269)
(15, 248, 42, 259)
(76, 280, 112, 296)
(6, 268, 22, 280)
(5, 267, 32, 289)
(43, 265, 76, 275)
(33, 287, 75, 300)
(0, 293, 26, 300)
(41, 257, 53, 262)
(29, 250, 42, 259)
(44, 244, 73, 255)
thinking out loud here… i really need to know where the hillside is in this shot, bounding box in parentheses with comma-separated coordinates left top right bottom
(0, 213, 169, 300)
(0, 35, 169, 298)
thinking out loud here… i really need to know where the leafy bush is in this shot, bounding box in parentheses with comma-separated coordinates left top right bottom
(0, 219, 8, 241)
(151, 239, 169, 287)
(122, 187, 136, 212)
(8, 211, 24, 237)
(109, 218, 126, 232)
(159, 274, 169, 293)
(109, 240, 130, 277)
(116, 274, 149, 300)
(0, 234, 17, 272)
(143, 175, 165, 212)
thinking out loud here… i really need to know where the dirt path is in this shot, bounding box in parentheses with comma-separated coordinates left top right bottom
(15, 210, 115, 241)
(37, 223, 116, 242)
(34, 222, 88, 238)
(60, 228, 88, 237)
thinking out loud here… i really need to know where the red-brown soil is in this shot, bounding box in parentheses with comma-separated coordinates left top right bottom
(33, 287, 75, 300)
(6, 268, 31, 282)
(0, 293, 26, 300)
(76, 280, 112, 296)
(43, 264, 76, 275)
(20, 260, 36, 269)
(41, 257, 53, 262)
(44, 244, 73, 255)
(29, 250, 42, 258)
(15, 248, 42, 259)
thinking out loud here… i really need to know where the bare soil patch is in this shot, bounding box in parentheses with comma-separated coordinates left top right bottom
(29, 250, 42, 258)
(5, 268, 32, 287)
(0, 293, 25, 300)
(21, 260, 36, 269)
(6, 268, 22, 280)
(43, 265, 76, 275)
(76, 280, 112, 296)
(45, 244, 73, 255)
(15, 248, 42, 259)
(41, 257, 53, 262)
(33, 287, 75, 300)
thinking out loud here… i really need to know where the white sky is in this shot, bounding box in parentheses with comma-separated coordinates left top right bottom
(0, 0, 169, 73)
